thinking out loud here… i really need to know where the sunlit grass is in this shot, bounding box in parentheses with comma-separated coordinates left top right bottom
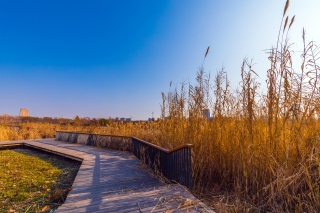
(0, 149, 80, 212)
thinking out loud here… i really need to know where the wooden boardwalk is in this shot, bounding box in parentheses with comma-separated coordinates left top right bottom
(1, 139, 213, 212)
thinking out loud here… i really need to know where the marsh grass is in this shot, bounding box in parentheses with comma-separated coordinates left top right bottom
(0, 122, 91, 142)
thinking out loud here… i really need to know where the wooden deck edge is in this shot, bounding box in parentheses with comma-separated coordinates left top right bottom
(0, 141, 84, 162)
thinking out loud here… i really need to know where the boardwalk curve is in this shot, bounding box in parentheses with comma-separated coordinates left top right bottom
(0, 139, 213, 212)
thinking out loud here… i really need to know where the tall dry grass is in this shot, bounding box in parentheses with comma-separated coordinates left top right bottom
(0, 123, 89, 142)
(149, 1, 320, 211)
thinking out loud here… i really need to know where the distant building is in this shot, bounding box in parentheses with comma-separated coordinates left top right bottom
(2, 114, 9, 117)
(81, 117, 91, 120)
(115, 117, 119, 121)
(120, 118, 125, 121)
(126, 118, 131, 121)
(19, 108, 29, 117)
(203, 109, 210, 119)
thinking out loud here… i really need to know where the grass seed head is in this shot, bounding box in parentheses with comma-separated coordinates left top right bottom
(205, 46, 210, 58)
(289, 15, 295, 29)
(283, 16, 288, 32)
(283, 0, 290, 17)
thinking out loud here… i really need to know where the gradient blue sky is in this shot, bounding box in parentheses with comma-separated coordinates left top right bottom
(1, 0, 319, 120)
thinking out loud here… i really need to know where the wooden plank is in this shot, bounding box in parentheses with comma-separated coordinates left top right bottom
(58, 187, 174, 210)
(68, 180, 161, 195)
(65, 182, 163, 203)
(56, 186, 190, 212)
(65, 186, 162, 203)
(57, 186, 209, 213)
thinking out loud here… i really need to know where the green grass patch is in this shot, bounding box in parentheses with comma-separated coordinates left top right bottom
(0, 149, 81, 212)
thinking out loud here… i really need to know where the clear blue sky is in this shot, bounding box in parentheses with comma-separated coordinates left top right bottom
(0, 0, 319, 120)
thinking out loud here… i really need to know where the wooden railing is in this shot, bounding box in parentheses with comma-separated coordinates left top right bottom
(55, 131, 194, 191)
(132, 137, 193, 190)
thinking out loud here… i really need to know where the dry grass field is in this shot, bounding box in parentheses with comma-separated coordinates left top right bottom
(1, 1, 320, 212)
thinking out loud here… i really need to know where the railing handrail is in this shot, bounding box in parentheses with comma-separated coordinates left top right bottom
(132, 137, 194, 153)
(56, 131, 131, 138)
(56, 131, 194, 153)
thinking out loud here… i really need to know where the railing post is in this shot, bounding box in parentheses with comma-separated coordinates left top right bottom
(188, 147, 192, 191)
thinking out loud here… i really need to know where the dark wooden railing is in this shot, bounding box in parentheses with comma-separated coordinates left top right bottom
(132, 137, 193, 190)
(55, 131, 194, 191)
